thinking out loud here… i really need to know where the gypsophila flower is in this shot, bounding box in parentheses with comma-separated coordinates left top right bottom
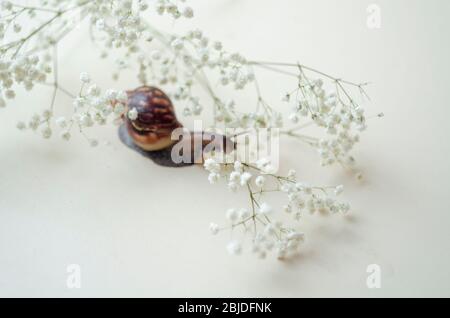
(238, 208, 250, 220)
(16, 121, 26, 130)
(60, 131, 71, 141)
(182, 6, 194, 18)
(240, 172, 252, 186)
(41, 127, 52, 139)
(234, 161, 243, 172)
(255, 176, 265, 188)
(79, 72, 91, 83)
(204, 158, 220, 173)
(226, 208, 238, 222)
(128, 108, 138, 120)
(208, 172, 220, 184)
(226, 241, 242, 255)
(209, 223, 219, 235)
(258, 202, 273, 215)
(334, 185, 344, 195)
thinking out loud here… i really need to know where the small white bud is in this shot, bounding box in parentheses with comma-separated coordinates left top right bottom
(79, 72, 91, 83)
(128, 108, 138, 120)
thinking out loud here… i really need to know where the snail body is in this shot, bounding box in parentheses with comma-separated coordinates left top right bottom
(118, 86, 234, 167)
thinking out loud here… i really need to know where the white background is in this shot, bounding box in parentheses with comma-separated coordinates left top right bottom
(1, 0, 450, 297)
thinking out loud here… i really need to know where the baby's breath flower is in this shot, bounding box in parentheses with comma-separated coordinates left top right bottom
(258, 202, 273, 215)
(226, 208, 238, 222)
(128, 108, 138, 120)
(209, 223, 219, 235)
(255, 176, 265, 188)
(60, 131, 71, 141)
(16, 121, 26, 130)
(208, 172, 220, 184)
(239, 172, 252, 186)
(79, 72, 91, 83)
(41, 127, 52, 139)
(204, 158, 220, 173)
(334, 185, 344, 196)
(226, 240, 242, 255)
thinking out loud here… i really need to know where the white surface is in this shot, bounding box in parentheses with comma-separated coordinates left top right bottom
(1, 0, 450, 297)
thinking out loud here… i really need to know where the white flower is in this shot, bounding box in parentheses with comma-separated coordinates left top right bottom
(41, 127, 52, 139)
(60, 131, 71, 141)
(226, 240, 242, 255)
(95, 19, 105, 30)
(233, 161, 243, 172)
(114, 103, 126, 115)
(339, 202, 350, 214)
(182, 6, 194, 18)
(213, 41, 222, 50)
(283, 205, 292, 214)
(150, 50, 161, 60)
(87, 84, 100, 96)
(105, 89, 117, 101)
(240, 172, 252, 186)
(204, 158, 220, 173)
(255, 176, 265, 188)
(226, 208, 238, 222)
(238, 208, 250, 220)
(258, 203, 273, 215)
(16, 121, 26, 130)
(208, 172, 220, 184)
(287, 231, 305, 242)
(229, 171, 240, 182)
(128, 108, 138, 120)
(287, 169, 296, 179)
(264, 224, 276, 236)
(42, 109, 52, 120)
(209, 223, 219, 235)
(116, 91, 128, 103)
(289, 113, 299, 123)
(5, 90, 15, 99)
(171, 38, 184, 50)
(79, 72, 90, 83)
(55, 117, 67, 128)
(334, 185, 344, 196)
(227, 181, 238, 192)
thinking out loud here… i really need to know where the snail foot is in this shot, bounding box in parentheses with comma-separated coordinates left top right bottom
(118, 124, 194, 168)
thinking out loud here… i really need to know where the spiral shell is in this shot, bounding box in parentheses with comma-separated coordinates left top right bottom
(125, 86, 182, 151)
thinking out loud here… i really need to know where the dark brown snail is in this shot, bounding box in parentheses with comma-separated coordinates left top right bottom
(118, 86, 235, 167)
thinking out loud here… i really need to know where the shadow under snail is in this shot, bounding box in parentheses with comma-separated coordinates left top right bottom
(117, 86, 235, 167)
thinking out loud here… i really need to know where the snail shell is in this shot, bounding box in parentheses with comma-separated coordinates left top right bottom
(118, 86, 235, 167)
(125, 86, 182, 151)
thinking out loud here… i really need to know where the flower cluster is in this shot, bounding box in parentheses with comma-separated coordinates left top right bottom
(88, 0, 193, 53)
(205, 156, 350, 259)
(17, 73, 127, 144)
(280, 72, 371, 169)
(0, 54, 51, 105)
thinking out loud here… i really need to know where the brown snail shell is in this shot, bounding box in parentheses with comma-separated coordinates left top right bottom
(125, 86, 182, 151)
(118, 86, 235, 167)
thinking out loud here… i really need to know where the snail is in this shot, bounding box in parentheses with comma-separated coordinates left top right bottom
(117, 86, 235, 167)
